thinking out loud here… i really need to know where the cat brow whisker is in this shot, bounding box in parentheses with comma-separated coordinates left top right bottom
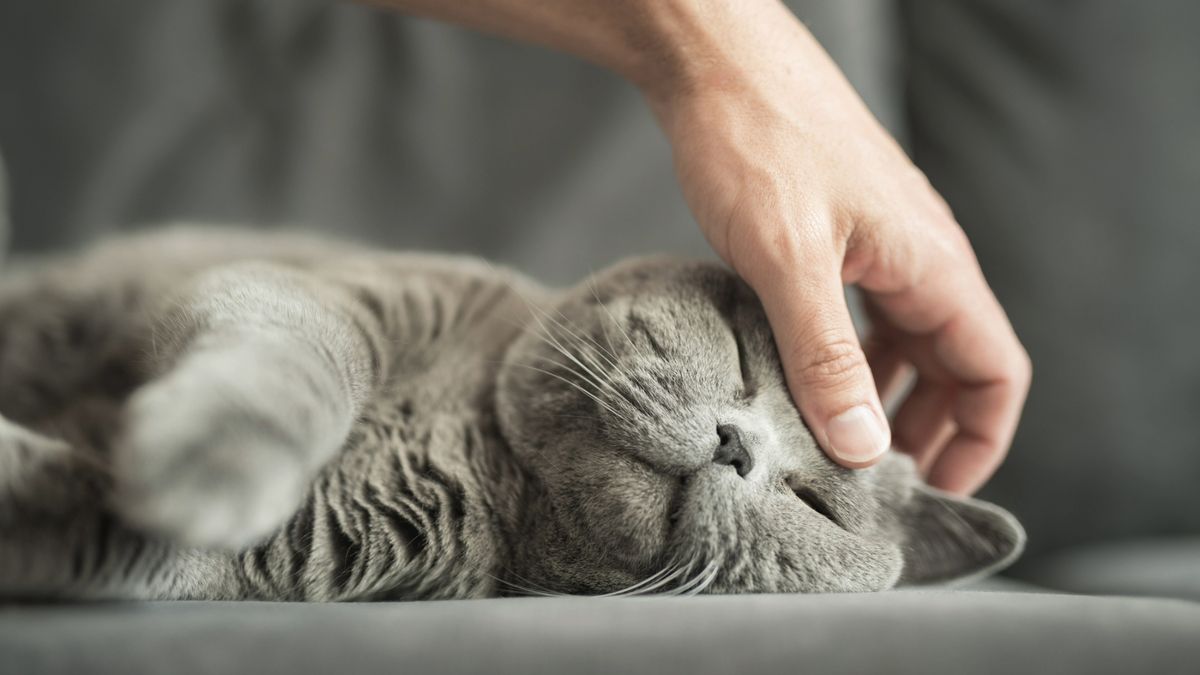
(490, 270, 645, 422)
(557, 330, 626, 396)
(483, 355, 636, 426)
(523, 309, 607, 383)
(585, 275, 648, 361)
(535, 303, 622, 371)
(529, 324, 645, 419)
(527, 353, 629, 408)
(590, 298, 622, 369)
(490, 275, 627, 407)
(528, 346, 611, 394)
(531, 322, 620, 402)
(518, 354, 612, 405)
(508, 363, 629, 421)
(541, 320, 645, 412)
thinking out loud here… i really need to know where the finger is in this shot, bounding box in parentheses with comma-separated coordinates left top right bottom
(862, 333, 910, 405)
(742, 240, 890, 468)
(891, 376, 955, 472)
(925, 312, 1030, 494)
(866, 233, 1030, 494)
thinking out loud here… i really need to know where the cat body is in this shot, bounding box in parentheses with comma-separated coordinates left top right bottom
(0, 227, 1023, 601)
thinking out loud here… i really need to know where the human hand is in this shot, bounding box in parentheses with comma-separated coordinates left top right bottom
(369, 0, 1029, 494)
(641, 3, 1030, 494)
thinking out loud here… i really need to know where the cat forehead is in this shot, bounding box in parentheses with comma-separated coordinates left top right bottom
(582, 257, 745, 303)
(571, 258, 764, 341)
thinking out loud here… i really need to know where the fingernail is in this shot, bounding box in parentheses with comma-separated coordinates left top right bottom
(826, 405, 889, 464)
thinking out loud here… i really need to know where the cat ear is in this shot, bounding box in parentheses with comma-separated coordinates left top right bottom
(896, 483, 1026, 585)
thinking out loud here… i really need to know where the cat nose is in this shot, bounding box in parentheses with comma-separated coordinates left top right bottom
(713, 424, 754, 477)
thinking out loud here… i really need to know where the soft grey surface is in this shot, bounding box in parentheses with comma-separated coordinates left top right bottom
(1028, 538, 1200, 601)
(2, 592, 1198, 675)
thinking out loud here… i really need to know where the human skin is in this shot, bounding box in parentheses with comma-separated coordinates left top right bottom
(362, 0, 1031, 495)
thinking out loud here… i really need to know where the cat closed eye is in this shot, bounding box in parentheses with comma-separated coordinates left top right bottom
(790, 483, 842, 528)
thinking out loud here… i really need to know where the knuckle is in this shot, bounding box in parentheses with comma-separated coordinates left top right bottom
(1014, 347, 1033, 389)
(730, 220, 836, 290)
(792, 335, 868, 389)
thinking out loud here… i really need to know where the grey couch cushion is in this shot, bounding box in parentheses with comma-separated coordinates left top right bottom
(1028, 538, 1200, 601)
(2, 592, 1198, 675)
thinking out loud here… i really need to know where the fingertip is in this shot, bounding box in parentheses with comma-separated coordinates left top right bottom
(822, 403, 891, 467)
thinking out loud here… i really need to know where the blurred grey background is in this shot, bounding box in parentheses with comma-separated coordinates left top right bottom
(0, 0, 1197, 595)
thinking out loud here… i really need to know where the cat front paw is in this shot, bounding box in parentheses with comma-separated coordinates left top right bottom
(112, 373, 311, 550)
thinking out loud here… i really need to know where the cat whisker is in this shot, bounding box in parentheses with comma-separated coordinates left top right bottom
(528, 280, 639, 385)
(524, 322, 645, 420)
(545, 329, 646, 416)
(482, 357, 635, 426)
(491, 571, 567, 598)
(666, 559, 721, 596)
(527, 352, 621, 403)
(536, 303, 623, 372)
(560, 336, 628, 401)
(507, 363, 630, 421)
(525, 315, 606, 385)
(585, 275, 649, 362)
(493, 272, 646, 423)
(587, 292, 623, 370)
(599, 562, 688, 598)
(622, 563, 696, 597)
(493, 581, 553, 598)
(685, 560, 722, 596)
(531, 323, 623, 404)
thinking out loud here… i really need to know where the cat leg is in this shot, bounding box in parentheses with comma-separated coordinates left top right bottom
(0, 415, 100, 520)
(112, 262, 383, 550)
(0, 414, 113, 597)
(0, 420, 235, 601)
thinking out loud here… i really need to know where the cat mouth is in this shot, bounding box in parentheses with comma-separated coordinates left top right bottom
(665, 473, 690, 533)
(661, 469, 850, 579)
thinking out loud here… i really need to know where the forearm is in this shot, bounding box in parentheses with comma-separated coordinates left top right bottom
(359, 0, 826, 101)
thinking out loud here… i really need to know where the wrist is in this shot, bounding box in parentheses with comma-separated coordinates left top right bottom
(623, 1, 827, 128)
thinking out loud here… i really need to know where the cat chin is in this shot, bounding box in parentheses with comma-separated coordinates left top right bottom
(658, 471, 903, 594)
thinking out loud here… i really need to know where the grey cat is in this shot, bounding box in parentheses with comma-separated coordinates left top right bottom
(0, 227, 1023, 601)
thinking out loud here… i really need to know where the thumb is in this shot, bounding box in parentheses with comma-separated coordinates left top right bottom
(748, 252, 891, 468)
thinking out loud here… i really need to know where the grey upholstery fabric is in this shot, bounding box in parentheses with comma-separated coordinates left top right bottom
(0, 0, 705, 280)
(0, 152, 8, 257)
(3, 592, 1199, 675)
(1027, 538, 1200, 601)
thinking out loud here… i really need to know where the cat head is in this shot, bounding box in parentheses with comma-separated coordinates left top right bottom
(495, 258, 1023, 595)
